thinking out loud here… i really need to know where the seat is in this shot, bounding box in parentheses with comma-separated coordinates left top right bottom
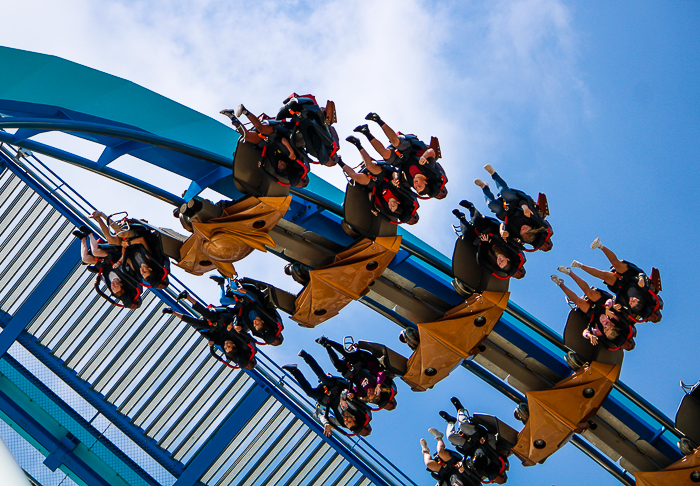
(452, 237, 510, 297)
(341, 182, 397, 240)
(232, 141, 291, 198)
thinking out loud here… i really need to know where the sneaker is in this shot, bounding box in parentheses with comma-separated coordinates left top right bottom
(428, 427, 444, 439)
(72, 229, 86, 239)
(439, 411, 456, 423)
(557, 266, 571, 275)
(483, 164, 495, 175)
(571, 260, 583, 269)
(591, 237, 603, 250)
(236, 104, 248, 117)
(450, 396, 464, 412)
(281, 364, 297, 373)
(551, 275, 563, 286)
(459, 200, 474, 209)
(474, 179, 487, 189)
(365, 112, 382, 123)
(209, 275, 225, 285)
(345, 135, 362, 149)
(353, 124, 370, 135)
(420, 438, 429, 453)
(297, 349, 310, 359)
(220, 109, 236, 119)
(176, 291, 188, 301)
(162, 308, 174, 314)
(315, 336, 330, 347)
(452, 209, 465, 219)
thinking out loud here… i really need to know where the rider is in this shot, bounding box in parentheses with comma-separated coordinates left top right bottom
(315, 337, 396, 410)
(221, 104, 309, 188)
(569, 237, 662, 323)
(475, 165, 553, 252)
(215, 277, 284, 346)
(282, 350, 372, 437)
(338, 157, 419, 224)
(553, 267, 636, 351)
(162, 306, 257, 369)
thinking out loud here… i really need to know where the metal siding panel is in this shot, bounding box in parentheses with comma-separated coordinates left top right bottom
(165, 371, 248, 455)
(63, 301, 124, 369)
(50, 294, 113, 358)
(261, 431, 317, 486)
(26, 268, 90, 335)
(282, 442, 334, 486)
(157, 366, 231, 450)
(173, 376, 257, 462)
(216, 404, 291, 485)
(332, 465, 359, 486)
(200, 395, 277, 482)
(145, 358, 218, 438)
(77, 299, 158, 382)
(95, 314, 174, 404)
(131, 341, 208, 428)
(36, 280, 100, 345)
(238, 419, 306, 486)
(4, 220, 74, 312)
(309, 453, 344, 486)
(115, 328, 199, 416)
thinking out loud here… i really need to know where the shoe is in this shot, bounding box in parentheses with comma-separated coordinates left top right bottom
(551, 275, 563, 286)
(315, 336, 330, 347)
(439, 411, 456, 423)
(236, 104, 248, 117)
(484, 164, 495, 175)
(353, 124, 370, 135)
(72, 229, 86, 239)
(297, 349, 310, 359)
(571, 260, 583, 269)
(365, 112, 383, 124)
(209, 275, 225, 285)
(176, 291, 188, 301)
(557, 266, 571, 275)
(162, 308, 174, 314)
(591, 237, 603, 250)
(459, 200, 474, 210)
(282, 364, 297, 373)
(452, 209, 465, 219)
(450, 396, 464, 412)
(474, 179, 487, 189)
(428, 427, 444, 439)
(345, 135, 362, 149)
(420, 438, 429, 453)
(86, 265, 98, 273)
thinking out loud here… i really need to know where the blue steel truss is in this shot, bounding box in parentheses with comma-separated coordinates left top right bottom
(0, 46, 690, 485)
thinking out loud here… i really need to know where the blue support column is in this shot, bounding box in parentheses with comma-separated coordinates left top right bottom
(172, 384, 269, 486)
(0, 387, 113, 486)
(0, 238, 81, 358)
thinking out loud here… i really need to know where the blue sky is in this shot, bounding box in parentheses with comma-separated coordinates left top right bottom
(2, 1, 699, 484)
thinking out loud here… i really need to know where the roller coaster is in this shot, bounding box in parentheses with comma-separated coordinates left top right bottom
(0, 46, 697, 486)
